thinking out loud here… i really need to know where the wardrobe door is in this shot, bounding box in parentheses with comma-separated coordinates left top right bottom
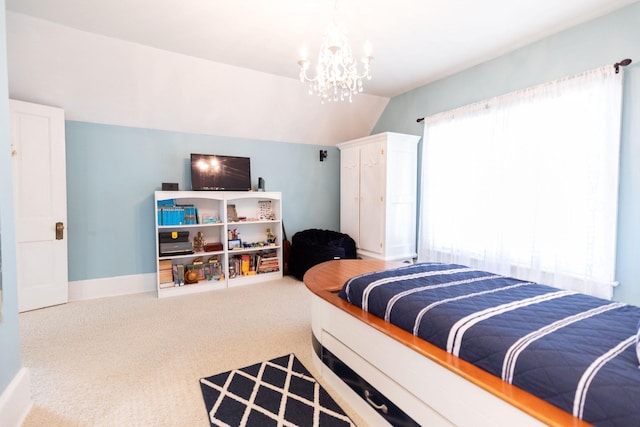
(358, 141, 385, 256)
(340, 146, 361, 248)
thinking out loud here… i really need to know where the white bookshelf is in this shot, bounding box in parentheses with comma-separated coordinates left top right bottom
(154, 191, 283, 298)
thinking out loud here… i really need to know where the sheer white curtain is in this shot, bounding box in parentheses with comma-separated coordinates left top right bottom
(418, 65, 624, 299)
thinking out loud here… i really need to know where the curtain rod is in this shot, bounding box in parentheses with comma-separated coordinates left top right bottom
(416, 58, 633, 123)
(614, 58, 632, 73)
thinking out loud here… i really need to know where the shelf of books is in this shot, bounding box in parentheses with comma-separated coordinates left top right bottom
(225, 194, 283, 288)
(154, 191, 283, 297)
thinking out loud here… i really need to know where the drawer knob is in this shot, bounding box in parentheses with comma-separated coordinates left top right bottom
(364, 389, 388, 414)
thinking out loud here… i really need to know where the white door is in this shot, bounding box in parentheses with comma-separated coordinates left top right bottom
(10, 100, 68, 312)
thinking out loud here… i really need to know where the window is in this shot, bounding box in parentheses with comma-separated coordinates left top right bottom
(418, 65, 623, 299)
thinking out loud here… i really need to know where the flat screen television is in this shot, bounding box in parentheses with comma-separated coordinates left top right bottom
(190, 153, 251, 191)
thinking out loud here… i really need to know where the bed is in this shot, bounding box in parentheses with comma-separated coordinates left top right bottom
(303, 260, 640, 427)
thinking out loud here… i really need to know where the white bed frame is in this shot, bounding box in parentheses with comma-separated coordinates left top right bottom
(304, 260, 590, 427)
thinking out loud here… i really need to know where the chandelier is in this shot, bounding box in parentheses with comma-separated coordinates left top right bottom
(297, 14, 373, 103)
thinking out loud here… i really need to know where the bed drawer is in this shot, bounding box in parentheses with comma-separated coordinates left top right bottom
(313, 332, 437, 427)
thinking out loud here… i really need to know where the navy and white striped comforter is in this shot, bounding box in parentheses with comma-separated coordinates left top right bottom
(338, 262, 640, 426)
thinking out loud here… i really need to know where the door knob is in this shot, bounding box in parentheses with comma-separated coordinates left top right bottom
(56, 222, 64, 240)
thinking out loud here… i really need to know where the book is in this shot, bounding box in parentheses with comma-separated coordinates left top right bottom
(257, 249, 279, 273)
(176, 204, 198, 224)
(159, 269, 173, 283)
(158, 206, 186, 225)
(173, 264, 185, 286)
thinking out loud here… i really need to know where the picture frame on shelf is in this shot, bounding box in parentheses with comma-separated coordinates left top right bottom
(228, 239, 242, 250)
(258, 200, 274, 220)
(227, 204, 238, 222)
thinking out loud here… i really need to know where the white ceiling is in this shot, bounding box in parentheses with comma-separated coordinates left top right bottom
(5, 0, 638, 98)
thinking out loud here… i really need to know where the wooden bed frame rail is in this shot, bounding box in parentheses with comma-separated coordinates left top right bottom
(304, 259, 591, 427)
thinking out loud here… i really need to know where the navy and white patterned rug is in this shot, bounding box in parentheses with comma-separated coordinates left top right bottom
(199, 353, 354, 427)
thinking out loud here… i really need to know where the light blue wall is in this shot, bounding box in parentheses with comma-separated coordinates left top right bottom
(373, 2, 640, 305)
(66, 121, 339, 281)
(0, 0, 23, 397)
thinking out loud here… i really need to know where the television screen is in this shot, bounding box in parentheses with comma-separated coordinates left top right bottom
(191, 154, 251, 191)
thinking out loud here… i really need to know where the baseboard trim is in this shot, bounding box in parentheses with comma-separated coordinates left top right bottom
(69, 273, 156, 301)
(0, 368, 32, 427)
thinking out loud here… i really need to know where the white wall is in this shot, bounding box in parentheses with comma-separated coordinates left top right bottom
(6, 12, 389, 146)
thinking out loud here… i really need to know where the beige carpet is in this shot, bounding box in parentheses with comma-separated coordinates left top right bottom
(20, 276, 366, 426)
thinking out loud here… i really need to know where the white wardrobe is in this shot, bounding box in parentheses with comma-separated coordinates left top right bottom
(337, 132, 420, 261)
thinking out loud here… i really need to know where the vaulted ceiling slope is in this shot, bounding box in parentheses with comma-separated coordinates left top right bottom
(5, 0, 637, 145)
